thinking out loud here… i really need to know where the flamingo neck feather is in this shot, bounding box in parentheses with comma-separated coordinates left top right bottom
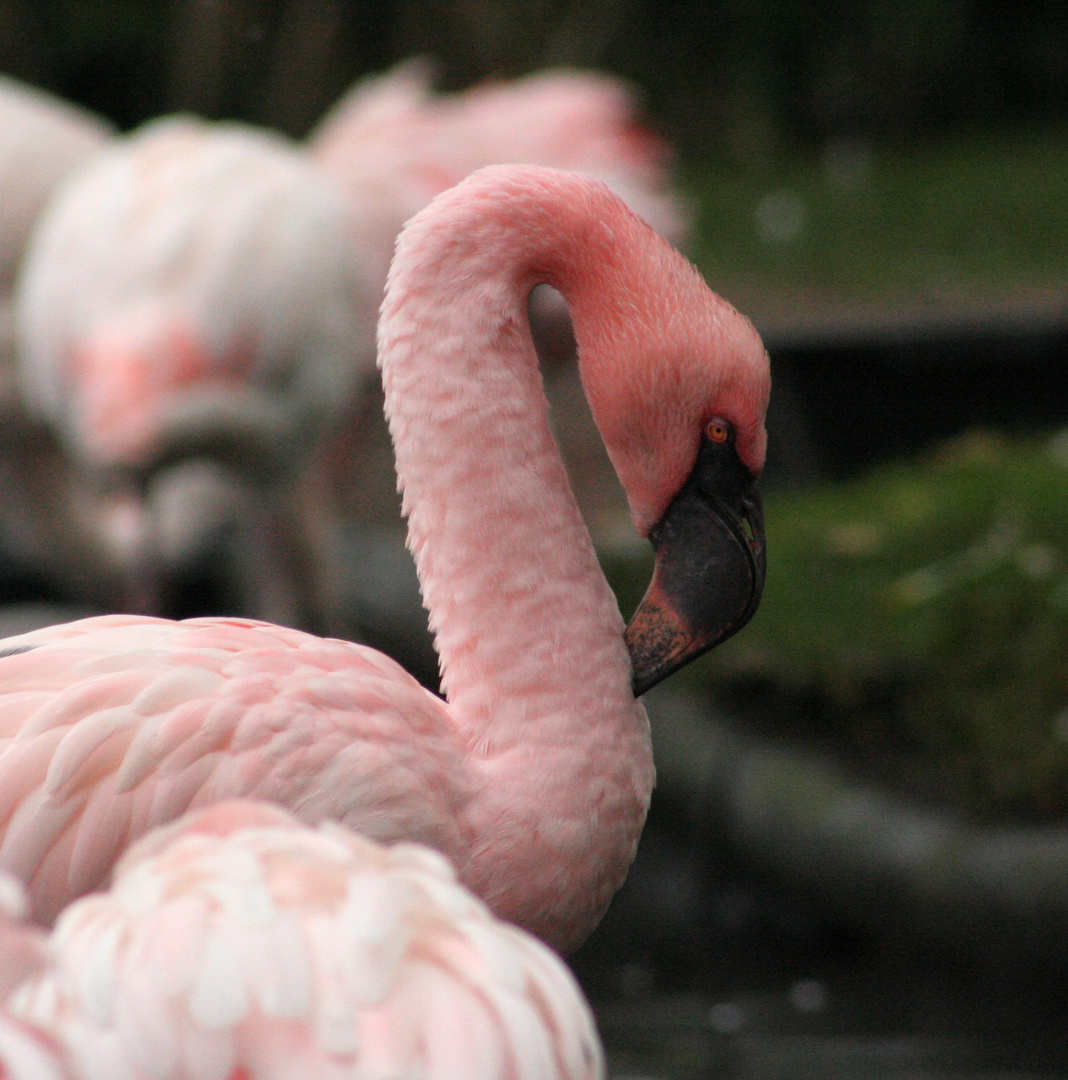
(378, 166, 655, 949)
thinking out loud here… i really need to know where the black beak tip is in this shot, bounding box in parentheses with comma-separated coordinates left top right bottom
(624, 486, 766, 698)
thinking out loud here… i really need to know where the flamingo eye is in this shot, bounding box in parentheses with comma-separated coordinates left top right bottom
(705, 419, 731, 444)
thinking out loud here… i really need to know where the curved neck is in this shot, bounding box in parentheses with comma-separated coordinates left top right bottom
(378, 168, 654, 950)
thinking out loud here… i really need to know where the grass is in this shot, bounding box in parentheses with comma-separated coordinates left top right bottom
(681, 128, 1068, 308)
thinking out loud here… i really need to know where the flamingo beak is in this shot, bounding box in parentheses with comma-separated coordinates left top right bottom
(625, 438, 766, 696)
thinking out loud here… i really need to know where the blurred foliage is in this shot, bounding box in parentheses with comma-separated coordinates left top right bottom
(605, 430, 1068, 821)
(683, 128, 1068, 305)
(4, 1, 1064, 307)
(2, 0, 1068, 153)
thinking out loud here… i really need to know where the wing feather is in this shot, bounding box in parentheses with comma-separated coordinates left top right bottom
(0, 617, 466, 927)
(117, 699, 231, 793)
(13, 674, 149, 742)
(63, 783, 135, 898)
(0, 787, 81, 882)
(0, 729, 67, 826)
(45, 709, 137, 797)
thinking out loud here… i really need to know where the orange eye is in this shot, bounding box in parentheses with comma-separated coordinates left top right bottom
(706, 419, 731, 444)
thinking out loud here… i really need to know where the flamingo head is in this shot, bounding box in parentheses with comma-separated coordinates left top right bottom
(572, 221, 770, 695)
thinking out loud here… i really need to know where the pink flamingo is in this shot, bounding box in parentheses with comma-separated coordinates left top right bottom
(15, 115, 377, 627)
(309, 60, 690, 305)
(12, 799, 604, 1080)
(0, 164, 768, 951)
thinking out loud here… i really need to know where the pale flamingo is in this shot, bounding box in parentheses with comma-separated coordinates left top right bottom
(0, 165, 768, 951)
(0, 73, 109, 434)
(15, 115, 377, 627)
(0, 75, 113, 298)
(12, 799, 604, 1080)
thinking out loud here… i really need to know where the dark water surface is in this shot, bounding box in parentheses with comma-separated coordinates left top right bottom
(592, 970, 1068, 1080)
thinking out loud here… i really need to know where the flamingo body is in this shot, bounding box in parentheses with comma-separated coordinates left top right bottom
(15, 116, 376, 623)
(18, 115, 373, 472)
(12, 800, 604, 1080)
(0, 616, 467, 927)
(309, 61, 689, 299)
(0, 166, 768, 952)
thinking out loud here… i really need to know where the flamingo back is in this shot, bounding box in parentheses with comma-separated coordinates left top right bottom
(309, 61, 690, 292)
(0, 616, 470, 925)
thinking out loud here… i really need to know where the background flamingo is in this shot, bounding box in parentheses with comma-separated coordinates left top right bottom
(15, 115, 377, 630)
(12, 66, 691, 638)
(309, 60, 690, 302)
(0, 165, 767, 952)
(0, 75, 114, 345)
(308, 61, 694, 580)
(10, 799, 604, 1080)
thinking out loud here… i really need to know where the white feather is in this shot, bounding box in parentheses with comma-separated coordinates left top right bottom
(11, 801, 605, 1079)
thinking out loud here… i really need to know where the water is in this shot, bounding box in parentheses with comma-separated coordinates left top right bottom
(592, 971, 1068, 1079)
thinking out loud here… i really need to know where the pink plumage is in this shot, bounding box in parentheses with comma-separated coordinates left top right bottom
(0, 1014, 73, 1080)
(0, 872, 47, 999)
(11, 799, 603, 1080)
(309, 61, 690, 301)
(0, 165, 768, 953)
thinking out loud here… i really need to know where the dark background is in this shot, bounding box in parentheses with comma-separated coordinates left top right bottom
(2, 0, 1067, 150)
